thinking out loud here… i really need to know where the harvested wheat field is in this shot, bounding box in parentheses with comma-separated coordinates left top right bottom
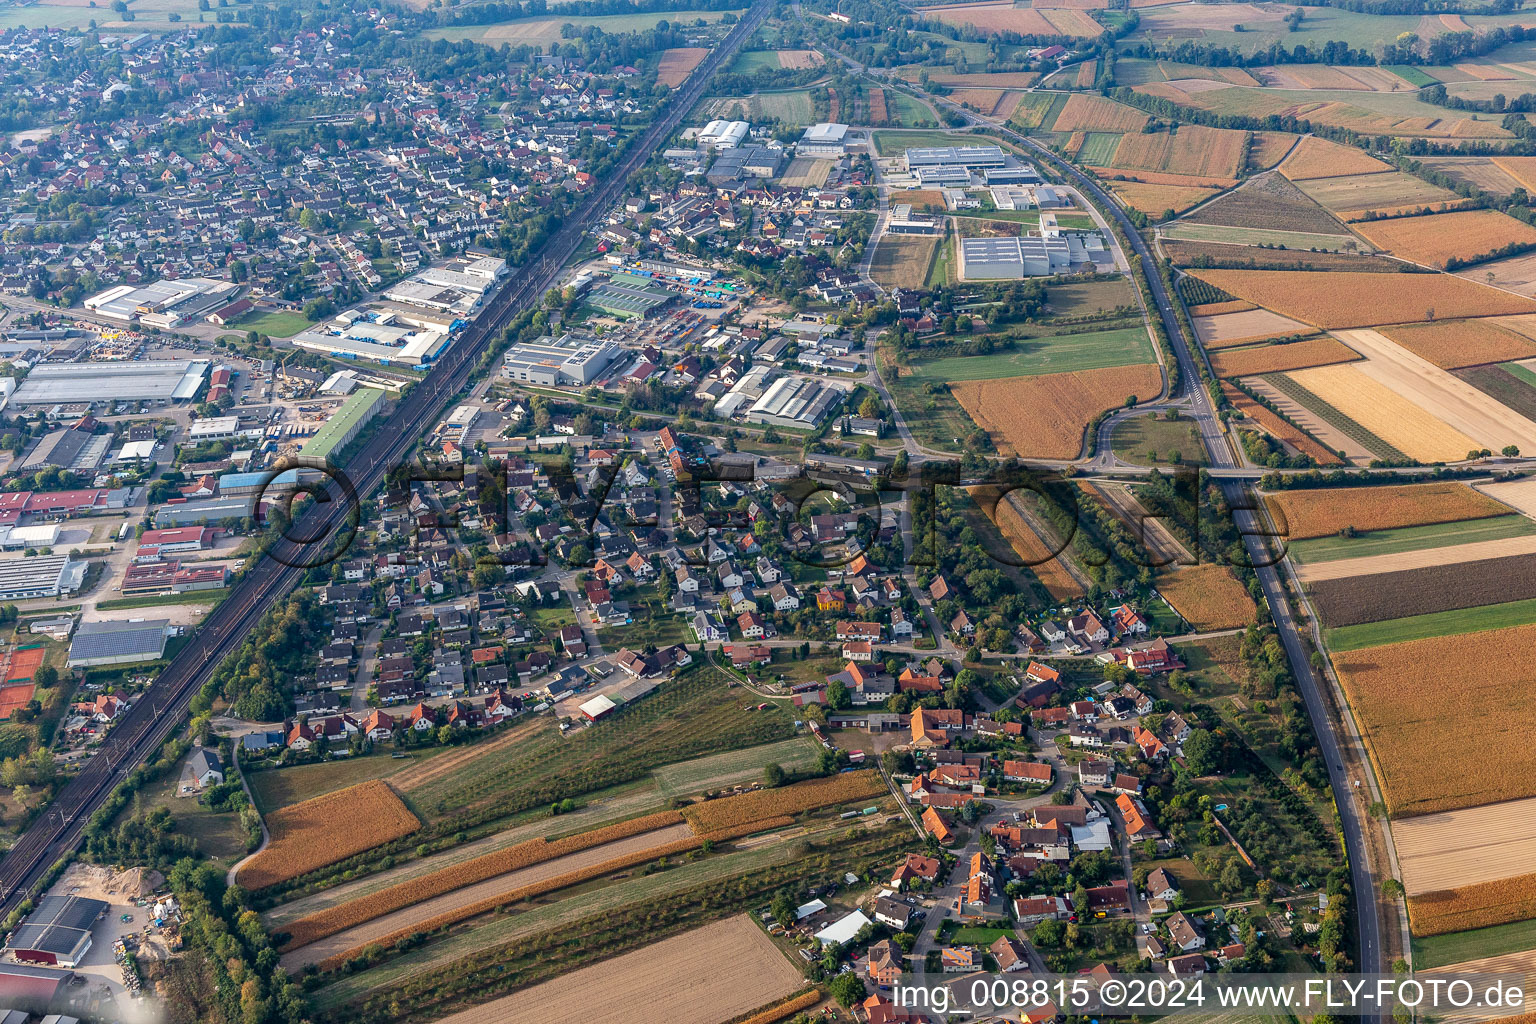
(1194, 309, 1315, 346)
(1107, 125, 1247, 179)
(1477, 476, 1536, 517)
(1333, 327, 1536, 453)
(1156, 565, 1256, 630)
(1393, 796, 1536, 896)
(281, 822, 698, 969)
(1459, 250, 1536, 297)
(1379, 318, 1536, 369)
(1051, 93, 1149, 132)
(1283, 363, 1477, 462)
(1265, 482, 1511, 540)
(1279, 136, 1392, 180)
(1493, 156, 1536, 193)
(1110, 180, 1219, 216)
(1039, 7, 1103, 34)
(1185, 269, 1536, 329)
(1331, 621, 1536, 817)
(657, 47, 708, 87)
(390, 719, 540, 795)
(952, 363, 1163, 459)
(1221, 384, 1341, 465)
(1248, 131, 1297, 170)
(869, 236, 939, 289)
(948, 88, 1011, 115)
(1409, 872, 1536, 937)
(237, 781, 420, 890)
(1087, 167, 1237, 188)
(1438, 948, 1536, 978)
(986, 491, 1086, 599)
(435, 915, 803, 1024)
(1352, 209, 1536, 270)
(1209, 337, 1360, 378)
(776, 49, 823, 68)
(1294, 533, 1536, 583)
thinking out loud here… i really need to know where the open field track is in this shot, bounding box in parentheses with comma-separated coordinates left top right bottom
(1264, 482, 1512, 540)
(1186, 269, 1536, 329)
(1394, 797, 1536, 896)
(280, 822, 699, 970)
(1287, 515, 1536, 564)
(952, 363, 1163, 459)
(1294, 532, 1536, 582)
(1334, 327, 1536, 452)
(433, 915, 802, 1024)
(1331, 621, 1536, 818)
(652, 736, 822, 798)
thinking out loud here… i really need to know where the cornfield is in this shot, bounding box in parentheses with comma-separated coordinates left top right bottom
(1263, 482, 1509, 540)
(1209, 336, 1361, 378)
(1189, 300, 1256, 317)
(1186, 269, 1536, 330)
(238, 781, 420, 891)
(1408, 870, 1536, 936)
(1380, 318, 1536, 370)
(734, 991, 824, 1024)
(1279, 136, 1392, 181)
(1352, 209, 1536, 270)
(1155, 565, 1257, 631)
(279, 809, 685, 951)
(681, 771, 886, 834)
(952, 363, 1164, 459)
(316, 817, 795, 971)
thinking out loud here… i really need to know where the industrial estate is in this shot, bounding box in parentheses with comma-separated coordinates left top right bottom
(0, 1, 1529, 1024)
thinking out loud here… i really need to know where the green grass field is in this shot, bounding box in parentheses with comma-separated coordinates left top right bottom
(1163, 223, 1367, 252)
(874, 129, 964, 156)
(906, 325, 1154, 381)
(427, 9, 736, 44)
(233, 310, 313, 339)
(652, 736, 822, 798)
(1112, 411, 1207, 466)
(1048, 278, 1137, 317)
(1413, 918, 1536, 970)
(1009, 92, 1060, 130)
(888, 88, 940, 127)
(1323, 595, 1536, 651)
(751, 88, 815, 123)
(1504, 360, 1536, 389)
(729, 50, 782, 72)
(1077, 132, 1123, 165)
(128, 750, 250, 867)
(1386, 65, 1439, 87)
(97, 589, 230, 611)
(1286, 515, 1536, 563)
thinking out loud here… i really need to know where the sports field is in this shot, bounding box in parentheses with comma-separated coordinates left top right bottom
(905, 326, 1153, 379)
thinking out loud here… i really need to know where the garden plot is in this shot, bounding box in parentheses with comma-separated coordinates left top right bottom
(1394, 797, 1536, 896)
(1334, 327, 1536, 453)
(437, 915, 803, 1024)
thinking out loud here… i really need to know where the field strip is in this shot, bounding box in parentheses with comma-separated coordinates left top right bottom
(1439, 947, 1536, 975)
(281, 824, 695, 970)
(1477, 476, 1536, 517)
(652, 735, 821, 798)
(1337, 328, 1536, 451)
(390, 719, 541, 794)
(431, 915, 801, 1024)
(262, 785, 666, 928)
(1294, 533, 1536, 582)
(1395, 796, 1536, 895)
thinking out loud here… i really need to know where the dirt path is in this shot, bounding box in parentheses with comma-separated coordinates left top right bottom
(432, 915, 801, 1024)
(1393, 795, 1536, 895)
(1337, 327, 1536, 451)
(1293, 532, 1536, 582)
(280, 823, 696, 971)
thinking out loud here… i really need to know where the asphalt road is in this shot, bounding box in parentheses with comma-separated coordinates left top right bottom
(0, 0, 772, 918)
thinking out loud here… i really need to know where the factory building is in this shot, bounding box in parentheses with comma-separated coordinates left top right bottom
(914, 165, 971, 187)
(887, 204, 940, 235)
(67, 618, 170, 668)
(983, 163, 1042, 185)
(586, 274, 676, 320)
(707, 145, 784, 183)
(10, 360, 209, 406)
(84, 278, 238, 328)
(798, 122, 849, 158)
(0, 555, 84, 600)
(904, 145, 1007, 170)
(300, 387, 388, 463)
(4, 895, 107, 968)
(698, 119, 750, 149)
(744, 376, 847, 429)
(501, 334, 622, 387)
(957, 233, 1110, 280)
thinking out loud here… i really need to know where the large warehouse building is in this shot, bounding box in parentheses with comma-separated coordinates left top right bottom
(84, 278, 237, 328)
(744, 376, 846, 429)
(957, 233, 1111, 280)
(904, 145, 1007, 171)
(67, 618, 170, 668)
(0, 555, 84, 600)
(292, 314, 453, 367)
(4, 894, 107, 968)
(299, 387, 387, 463)
(10, 360, 210, 407)
(502, 335, 622, 387)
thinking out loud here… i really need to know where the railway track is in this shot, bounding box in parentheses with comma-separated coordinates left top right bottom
(0, 0, 770, 917)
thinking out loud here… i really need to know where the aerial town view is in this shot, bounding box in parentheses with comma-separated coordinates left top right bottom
(0, 0, 1533, 1022)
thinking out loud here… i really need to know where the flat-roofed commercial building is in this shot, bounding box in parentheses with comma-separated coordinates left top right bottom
(67, 618, 169, 667)
(587, 276, 676, 320)
(799, 122, 849, 158)
(84, 278, 237, 328)
(292, 314, 453, 367)
(0, 555, 81, 599)
(887, 204, 939, 235)
(502, 335, 622, 387)
(10, 360, 210, 406)
(154, 497, 253, 527)
(904, 145, 1007, 170)
(959, 235, 1080, 279)
(744, 376, 846, 429)
(914, 165, 971, 187)
(300, 387, 387, 463)
(4, 895, 107, 968)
